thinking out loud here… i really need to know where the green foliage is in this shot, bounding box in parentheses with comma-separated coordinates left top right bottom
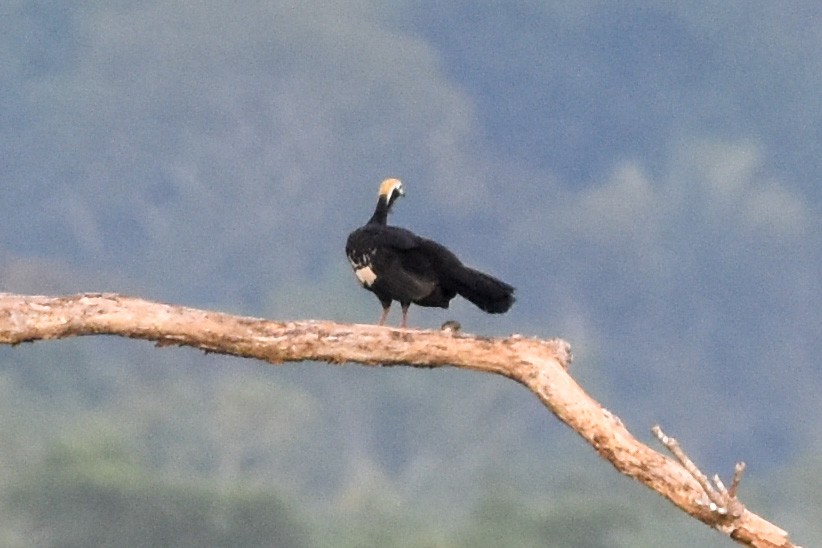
(458, 494, 636, 548)
(5, 425, 311, 548)
(745, 456, 822, 548)
(0, 345, 816, 546)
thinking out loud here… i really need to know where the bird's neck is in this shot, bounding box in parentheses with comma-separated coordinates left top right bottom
(367, 197, 391, 225)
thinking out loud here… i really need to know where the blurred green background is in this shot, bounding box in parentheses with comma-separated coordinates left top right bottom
(2, 2, 820, 546)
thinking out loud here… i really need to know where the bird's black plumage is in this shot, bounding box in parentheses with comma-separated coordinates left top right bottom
(345, 178, 515, 327)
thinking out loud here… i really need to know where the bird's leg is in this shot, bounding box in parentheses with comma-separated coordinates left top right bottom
(400, 302, 410, 328)
(378, 304, 390, 326)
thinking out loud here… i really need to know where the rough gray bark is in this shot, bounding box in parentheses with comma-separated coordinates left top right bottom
(0, 292, 798, 548)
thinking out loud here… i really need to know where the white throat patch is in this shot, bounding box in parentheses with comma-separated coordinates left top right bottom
(354, 265, 377, 287)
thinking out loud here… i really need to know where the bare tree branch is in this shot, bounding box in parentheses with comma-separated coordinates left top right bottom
(0, 292, 799, 548)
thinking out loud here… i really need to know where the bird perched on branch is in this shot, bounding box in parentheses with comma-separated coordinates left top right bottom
(345, 178, 515, 327)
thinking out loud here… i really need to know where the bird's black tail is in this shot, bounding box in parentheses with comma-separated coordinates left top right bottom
(451, 266, 515, 314)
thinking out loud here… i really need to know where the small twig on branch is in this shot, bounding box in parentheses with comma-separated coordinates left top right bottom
(728, 462, 746, 499)
(0, 292, 799, 548)
(652, 425, 746, 519)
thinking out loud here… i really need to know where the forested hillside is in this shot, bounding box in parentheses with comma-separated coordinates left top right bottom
(1, 2, 820, 546)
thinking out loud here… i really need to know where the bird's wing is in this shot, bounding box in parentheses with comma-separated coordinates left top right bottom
(374, 229, 464, 280)
(372, 226, 423, 250)
(404, 237, 514, 312)
(361, 227, 443, 301)
(368, 247, 436, 301)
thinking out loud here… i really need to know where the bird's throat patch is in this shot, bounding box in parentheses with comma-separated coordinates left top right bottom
(354, 265, 377, 287)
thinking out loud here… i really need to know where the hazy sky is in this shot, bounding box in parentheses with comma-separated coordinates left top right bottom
(2, 0, 821, 468)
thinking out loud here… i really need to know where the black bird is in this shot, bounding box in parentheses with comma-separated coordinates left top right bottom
(345, 178, 515, 327)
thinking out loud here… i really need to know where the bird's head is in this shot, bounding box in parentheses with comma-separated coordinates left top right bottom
(379, 178, 405, 208)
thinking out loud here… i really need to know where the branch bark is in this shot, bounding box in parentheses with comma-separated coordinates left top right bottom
(0, 292, 798, 548)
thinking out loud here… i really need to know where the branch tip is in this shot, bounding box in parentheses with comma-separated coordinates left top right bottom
(728, 461, 746, 498)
